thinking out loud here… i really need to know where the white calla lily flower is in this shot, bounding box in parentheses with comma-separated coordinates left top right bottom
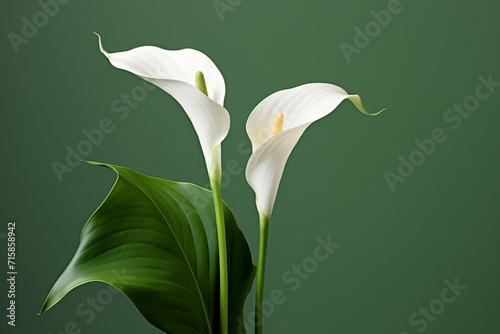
(95, 34, 232, 332)
(95, 33, 230, 177)
(248, 83, 384, 333)
(246, 83, 384, 218)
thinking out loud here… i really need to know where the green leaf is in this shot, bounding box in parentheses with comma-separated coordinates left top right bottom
(40, 162, 255, 334)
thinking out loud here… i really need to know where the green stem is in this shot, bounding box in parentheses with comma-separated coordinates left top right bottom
(255, 214, 270, 334)
(210, 173, 228, 334)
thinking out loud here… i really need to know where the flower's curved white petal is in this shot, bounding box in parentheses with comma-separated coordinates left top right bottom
(95, 33, 229, 174)
(95, 33, 226, 105)
(246, 83, 383, 150)
(246, 124, 309, 217)
(145, 76, 229, 174)
(245, 83, 383, 217)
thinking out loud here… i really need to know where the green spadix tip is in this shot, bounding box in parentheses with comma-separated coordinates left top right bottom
(195, 71, 208, 96)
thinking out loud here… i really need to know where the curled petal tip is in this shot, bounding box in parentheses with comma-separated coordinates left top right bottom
(368, 107, 387, 116)
(347, 94, 386, 116)
(93, 32, 106, 55)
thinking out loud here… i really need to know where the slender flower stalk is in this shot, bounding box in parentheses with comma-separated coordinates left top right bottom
(255, 213, 269, 334)
(210, 171, 228, 334)
(196, 71, 229, 334)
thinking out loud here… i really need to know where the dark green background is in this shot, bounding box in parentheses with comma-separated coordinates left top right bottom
(1, 0, 499, 333)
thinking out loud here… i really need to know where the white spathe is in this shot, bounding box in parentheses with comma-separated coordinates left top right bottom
(246, 83, 383, 218)
(95, 33, 230, 176)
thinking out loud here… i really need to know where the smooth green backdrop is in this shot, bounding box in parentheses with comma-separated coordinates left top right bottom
(1, 0, 499, 333)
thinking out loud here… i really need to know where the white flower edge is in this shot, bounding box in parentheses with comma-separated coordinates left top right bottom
(95, 33, 230, 176)
(246, 83, 384, 217)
